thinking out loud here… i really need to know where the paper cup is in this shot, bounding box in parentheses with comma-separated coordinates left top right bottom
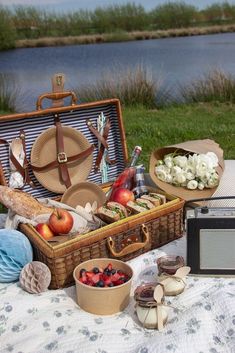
(73, 258, 133, 315)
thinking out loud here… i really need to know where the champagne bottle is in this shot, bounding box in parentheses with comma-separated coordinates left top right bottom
(107, 146, 142, 201)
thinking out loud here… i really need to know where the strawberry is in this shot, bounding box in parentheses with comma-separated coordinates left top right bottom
(85, 271, 94, 279)
(115, 279, 125, 286)
(91, 273, 101, 284)
(110, 272, 121, 283)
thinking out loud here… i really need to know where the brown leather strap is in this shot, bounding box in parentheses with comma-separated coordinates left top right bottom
(86, 118, 115, 172)
(0, 133, 35, 188)
(19, 130, 36, 188)
(54, 115, 71, 189)
(30, 144, 94, 172)
(86, 119, 109, 150)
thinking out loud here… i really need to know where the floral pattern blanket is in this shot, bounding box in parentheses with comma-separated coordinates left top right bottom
(0, 215, 235, 353)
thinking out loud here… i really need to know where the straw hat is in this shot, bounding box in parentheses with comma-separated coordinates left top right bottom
(31, 126, 93, 194)
(61, 181, 106, 209)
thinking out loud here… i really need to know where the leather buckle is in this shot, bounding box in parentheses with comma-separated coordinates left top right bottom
(57, 152, 67, 163)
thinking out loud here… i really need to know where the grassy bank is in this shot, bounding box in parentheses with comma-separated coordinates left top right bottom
(2, 1, 235, 50)
(123, 103, 235, 167)
(15, 24, 235, 48)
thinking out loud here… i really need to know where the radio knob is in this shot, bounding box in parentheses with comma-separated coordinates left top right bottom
(201, 206, 209, 214)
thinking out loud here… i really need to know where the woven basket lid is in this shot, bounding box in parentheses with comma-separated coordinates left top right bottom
(31, 126, 93, 194)
(61, 181, 106, 208)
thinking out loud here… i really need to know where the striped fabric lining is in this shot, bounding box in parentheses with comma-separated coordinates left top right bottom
(0, 103, 126, 198)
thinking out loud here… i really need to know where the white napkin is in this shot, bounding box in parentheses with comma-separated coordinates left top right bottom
(4, 198, 103, 235)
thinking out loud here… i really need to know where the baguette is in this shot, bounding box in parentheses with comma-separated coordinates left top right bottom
(0, 185, 53, 219)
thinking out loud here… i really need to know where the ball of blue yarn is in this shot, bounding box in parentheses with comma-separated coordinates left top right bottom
(0, 229, 33, 283)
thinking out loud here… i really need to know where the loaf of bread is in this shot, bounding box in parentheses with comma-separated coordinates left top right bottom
(0, 185, 53, 219)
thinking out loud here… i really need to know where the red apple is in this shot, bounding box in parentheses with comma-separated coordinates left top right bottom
(49, 208, 74, 234)
(110, 187, 135, 206)
(35, 223, 55, 240)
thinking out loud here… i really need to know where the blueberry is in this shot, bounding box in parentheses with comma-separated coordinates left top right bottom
(96, 280, 105, 287)
(80, 268, 86, 276)
(104, 269, 111, 276)
(92, 267, 100, 274)
(111, 269, 116, 274)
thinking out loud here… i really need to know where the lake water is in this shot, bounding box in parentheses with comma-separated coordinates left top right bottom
(0, 32, 235, 111)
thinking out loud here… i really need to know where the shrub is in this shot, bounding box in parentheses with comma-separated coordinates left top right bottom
(74, 66, 170, 109)
(180, 69, 235, 103)
(151, 1, 197, 29)
(0, 7, 16, 50)
(0, 73, 19, 112)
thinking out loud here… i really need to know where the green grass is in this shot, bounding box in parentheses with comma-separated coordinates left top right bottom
(123, 103, 235, 168)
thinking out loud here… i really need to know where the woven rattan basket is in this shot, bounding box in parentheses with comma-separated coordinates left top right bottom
(0, 86, 184, 289)
(19, 194, 184, 289)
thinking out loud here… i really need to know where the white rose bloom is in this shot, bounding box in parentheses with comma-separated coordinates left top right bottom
(190, 154, 201, 170)
(173, 155, 188, 169)
(166, 174, 173, 183)
(164, 155, 174, 168)
(185, 171, 195, 180)
(206, 173, 219, 188)
(171, 165, 182, 176)
(196, 167, 210, 179)
(175, 172, 186, 184)
(187, 180, 198, 190)
(199, 154, 214, 171)
(198, 182, 205, 190)
(206, 152, 218, 167)
(155, 164, 170, 174)
(155, 169, 169, 182)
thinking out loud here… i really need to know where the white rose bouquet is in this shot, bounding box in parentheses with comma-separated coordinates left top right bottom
(155, 151, 219, 190)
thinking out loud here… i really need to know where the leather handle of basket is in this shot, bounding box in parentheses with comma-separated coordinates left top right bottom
(36, 91, 77, 110)
(107, 224, 150, 258)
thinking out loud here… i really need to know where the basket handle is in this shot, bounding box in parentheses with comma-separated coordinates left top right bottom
(36, 91, 78, 110)
(107, 224, 150, 258)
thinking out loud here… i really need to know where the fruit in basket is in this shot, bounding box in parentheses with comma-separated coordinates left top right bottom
(48, 209, 73, 234)
(110, 187, 134, 206)
(78, 263, 130, 287)
(35, 223, 55, 240)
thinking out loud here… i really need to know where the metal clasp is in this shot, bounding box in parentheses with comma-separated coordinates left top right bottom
(57, 152, 67, 163)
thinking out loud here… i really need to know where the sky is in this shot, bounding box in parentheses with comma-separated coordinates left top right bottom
(0, 0, 234, 12)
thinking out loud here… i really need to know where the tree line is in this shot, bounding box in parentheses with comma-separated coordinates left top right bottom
(1, 1, 235, 50)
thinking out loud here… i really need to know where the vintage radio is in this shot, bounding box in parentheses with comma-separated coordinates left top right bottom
(187, 204, 235, 275)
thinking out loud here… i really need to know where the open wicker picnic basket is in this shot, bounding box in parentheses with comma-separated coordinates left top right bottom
(0, 77, 184, 288)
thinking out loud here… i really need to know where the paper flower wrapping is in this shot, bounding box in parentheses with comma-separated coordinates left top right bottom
(20, 261, 51, 294)
(0, 229, 33, 283)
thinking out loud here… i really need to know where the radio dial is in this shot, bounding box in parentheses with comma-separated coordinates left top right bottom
(201, 207, 209, 214)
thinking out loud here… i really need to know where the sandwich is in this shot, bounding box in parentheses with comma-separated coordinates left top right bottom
(126, 198, 154, 214)
(149, 192, 166, 204)
(141, 192, 166, 206)
(96, 201, 128, 224)
(135, 198, 155, 210)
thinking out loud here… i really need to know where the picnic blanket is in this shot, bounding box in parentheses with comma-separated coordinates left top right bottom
(0, 231, 234, 353)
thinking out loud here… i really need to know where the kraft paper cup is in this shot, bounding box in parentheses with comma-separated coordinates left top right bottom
(73, 258, 133, 315)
